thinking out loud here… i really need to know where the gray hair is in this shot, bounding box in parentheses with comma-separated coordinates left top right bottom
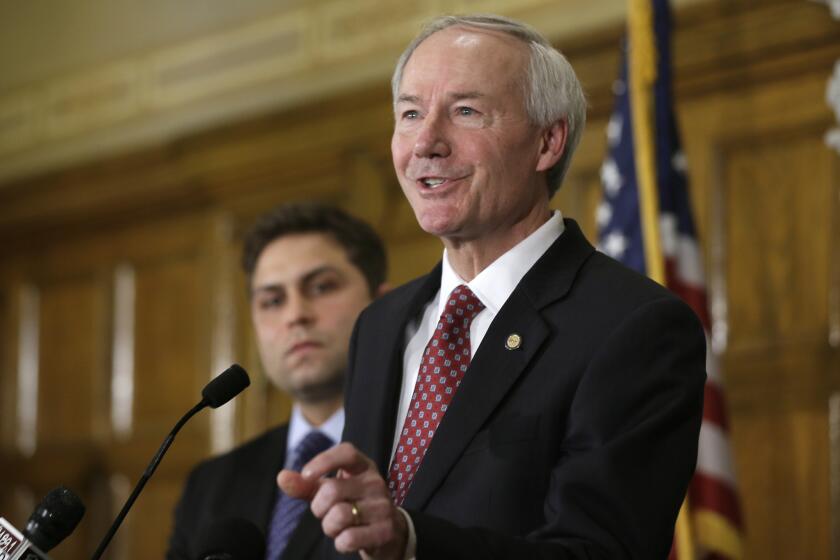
(391, 14, 587, 196)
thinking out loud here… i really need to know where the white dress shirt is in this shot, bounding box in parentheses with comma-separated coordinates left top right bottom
(285, 405, 344, 468)
(390, 210, 565, 457)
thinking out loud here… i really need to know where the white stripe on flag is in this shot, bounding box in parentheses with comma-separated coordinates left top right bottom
(705, 332, 723, 385)
(696, 421, 738, 486)
(659, 212, 705, 287)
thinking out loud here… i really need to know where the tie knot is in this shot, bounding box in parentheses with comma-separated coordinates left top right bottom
(444, 284, 485, 321)
(292, 430, 333, 471)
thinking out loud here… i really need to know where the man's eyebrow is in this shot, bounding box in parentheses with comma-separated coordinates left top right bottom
(396, 92, 486, 105)
(396, 94, 420, 105)
(250, 265, 340, 296)
(450, 91, 485, 101)
(251, 284, 282, 297)
(299, 265, 342, 285)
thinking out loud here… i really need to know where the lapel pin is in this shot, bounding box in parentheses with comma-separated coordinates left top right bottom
(505, 333, 522, 351)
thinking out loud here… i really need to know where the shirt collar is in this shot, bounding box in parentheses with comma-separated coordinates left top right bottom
(286, 405, 344, 457)
(439, 210, 565, 314)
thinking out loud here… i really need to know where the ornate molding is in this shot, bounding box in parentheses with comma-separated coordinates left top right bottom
(0, 0, 711, 186)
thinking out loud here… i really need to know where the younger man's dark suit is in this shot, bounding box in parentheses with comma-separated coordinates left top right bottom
(342, 220, 707, 559)
(167, 425, 328, 560)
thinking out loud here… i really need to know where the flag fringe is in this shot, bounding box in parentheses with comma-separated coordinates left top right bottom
(694, 510, 745, 559)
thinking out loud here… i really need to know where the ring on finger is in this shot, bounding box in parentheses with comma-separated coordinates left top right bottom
(350, 501, 362, 526)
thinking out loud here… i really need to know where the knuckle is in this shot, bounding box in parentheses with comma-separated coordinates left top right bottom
(320, 516, 340, 538)
(335, 530, 357, 553)
(318, 479, 339, 502)
(371, 522, 393, 547)
(337, 442, 356, 455)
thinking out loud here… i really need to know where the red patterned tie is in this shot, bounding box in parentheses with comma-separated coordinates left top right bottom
(388, 284, 485, 506)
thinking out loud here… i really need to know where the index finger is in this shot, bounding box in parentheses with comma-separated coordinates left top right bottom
(301, 442, 375, 480)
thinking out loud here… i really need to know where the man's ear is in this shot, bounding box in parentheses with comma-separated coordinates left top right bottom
(536, 119, 568, 173)
(375, 282, 391, 297)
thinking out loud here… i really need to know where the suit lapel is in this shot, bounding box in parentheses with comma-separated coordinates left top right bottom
(250, 426, 289, 529)
(402, 219, 595, 510)
(354, 265, 443, 475)
(281, 509, 323, 560)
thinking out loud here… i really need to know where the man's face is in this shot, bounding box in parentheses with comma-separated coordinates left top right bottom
(250, 233, 373, 403)
(391, 27, 552, 243)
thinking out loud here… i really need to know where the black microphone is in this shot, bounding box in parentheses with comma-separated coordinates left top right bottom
(194, 518, 265, 560)
(24, 486, 85, 553)
(201, 365, 250, 409)
(90, 364, 250, 560)
(0, 516, 48, 559)
(0, 486, 85, 560)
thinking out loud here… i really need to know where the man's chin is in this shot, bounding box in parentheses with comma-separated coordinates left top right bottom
(289, 374, 345, 404)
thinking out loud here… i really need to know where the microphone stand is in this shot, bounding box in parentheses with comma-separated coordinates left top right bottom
(90, 400, 207, 560)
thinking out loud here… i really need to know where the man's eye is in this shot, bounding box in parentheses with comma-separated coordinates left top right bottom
(258, 296, 282, 310)
(457, 106, 476, 116)
(310, 279, 339, 296)
(402, 110, 419, 120)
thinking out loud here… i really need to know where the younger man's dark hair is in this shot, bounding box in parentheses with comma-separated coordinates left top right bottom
(241, 202, 387, 295)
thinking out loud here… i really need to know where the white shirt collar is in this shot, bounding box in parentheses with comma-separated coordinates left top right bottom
(438, 210, 565, 314)
(286, 405, 344, 461)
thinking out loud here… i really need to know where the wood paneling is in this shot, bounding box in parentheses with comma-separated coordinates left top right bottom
(724, 127, 834, 350)
(0, 1, 837, 559)
(132, 256, 207, 435)
(732, 404, 831, 558)
(36, 274, 105, 444)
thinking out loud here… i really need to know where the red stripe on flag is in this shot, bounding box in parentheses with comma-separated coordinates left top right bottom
(703, 383, 731, 431)
(689, 472, 744, 529)
(664, 258, 711, 328)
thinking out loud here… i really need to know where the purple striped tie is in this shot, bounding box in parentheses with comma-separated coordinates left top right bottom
(265, 430, 333, 560)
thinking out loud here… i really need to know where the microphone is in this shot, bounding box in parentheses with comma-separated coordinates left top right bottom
(194, 518, 265, 560)
(201, 365, 250, 409)
(24, 486, 85, 553)
(1, 516, 49, 559)
(90, 364, 250, 560)
(0, 486, 85, 560)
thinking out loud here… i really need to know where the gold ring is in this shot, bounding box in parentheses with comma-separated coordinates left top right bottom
(350, 501, 362, 526)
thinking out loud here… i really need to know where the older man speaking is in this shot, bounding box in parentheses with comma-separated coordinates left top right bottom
(280, 15, 706, 560)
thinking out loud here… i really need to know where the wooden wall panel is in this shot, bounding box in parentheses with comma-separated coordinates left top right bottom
(730, 398, 831, 559)
(132, 256, 208, 437)
(724, 129, 833, 351)
(36, 275, 105, 444)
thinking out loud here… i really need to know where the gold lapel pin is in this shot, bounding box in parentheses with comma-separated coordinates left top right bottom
(505, 333, 522, 350)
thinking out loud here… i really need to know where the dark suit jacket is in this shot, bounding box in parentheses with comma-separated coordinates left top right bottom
(342, 219, 706, 559)
(166, 425, 333, 560)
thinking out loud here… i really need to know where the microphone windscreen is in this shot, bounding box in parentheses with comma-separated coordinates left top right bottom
(201, 364, 250, 409)
(24, 486, 85, 552)
(195, 518, 265, 560)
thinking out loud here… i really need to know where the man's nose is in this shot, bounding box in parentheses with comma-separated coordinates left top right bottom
(413, 112, 451, 158)
(285, 293, 315, 326)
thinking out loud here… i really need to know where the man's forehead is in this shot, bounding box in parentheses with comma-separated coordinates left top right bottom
(414, 25, 526, 58)
(399, 26, 528, 90)
(253, 235, 349, 282)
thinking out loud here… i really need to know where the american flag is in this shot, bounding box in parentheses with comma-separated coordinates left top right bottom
(597, 1, 744, 559)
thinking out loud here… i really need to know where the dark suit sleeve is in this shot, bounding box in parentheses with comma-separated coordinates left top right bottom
(408, 297, 706, 559)
(167, 464, 205, 560)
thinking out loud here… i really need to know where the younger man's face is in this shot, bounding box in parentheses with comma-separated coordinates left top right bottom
(250, 233, 373, 402)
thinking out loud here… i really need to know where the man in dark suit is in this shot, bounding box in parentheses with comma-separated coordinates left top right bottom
(279, 15, 706, 560)
(167, 203, 387, 560)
